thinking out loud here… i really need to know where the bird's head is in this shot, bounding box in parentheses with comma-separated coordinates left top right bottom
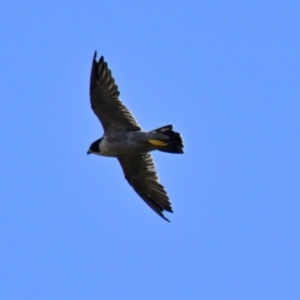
(87, 138, 102, 155)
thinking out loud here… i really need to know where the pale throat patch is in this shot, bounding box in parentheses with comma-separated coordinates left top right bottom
(99, 137, 109, 153)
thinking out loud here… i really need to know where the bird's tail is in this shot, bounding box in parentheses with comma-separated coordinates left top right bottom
(150, 125, 184, 154)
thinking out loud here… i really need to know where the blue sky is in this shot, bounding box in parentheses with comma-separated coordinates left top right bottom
(1, 1, 299, 299)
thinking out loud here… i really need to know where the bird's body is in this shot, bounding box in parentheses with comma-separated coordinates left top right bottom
(90, 130, 174, 157)
(87, 52, 184, 221)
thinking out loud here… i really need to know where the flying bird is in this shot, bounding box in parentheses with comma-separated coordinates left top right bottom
(87, 52, 184, 221)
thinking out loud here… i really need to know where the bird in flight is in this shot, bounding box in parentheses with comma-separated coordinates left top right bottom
(87, 52, 184, 221)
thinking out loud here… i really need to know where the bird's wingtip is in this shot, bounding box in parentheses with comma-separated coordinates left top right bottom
(92, 51, 105, 64)
(160, 212, 171, 222)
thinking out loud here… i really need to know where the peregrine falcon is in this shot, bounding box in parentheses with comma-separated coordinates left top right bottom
(87, 52, 184, 222)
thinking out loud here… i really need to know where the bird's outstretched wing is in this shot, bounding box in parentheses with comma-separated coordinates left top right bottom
(118, 153, 173, 222)
(90, 52, 141, 133)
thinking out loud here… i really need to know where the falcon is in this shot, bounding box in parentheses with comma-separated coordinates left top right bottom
(87, 52, 184, 221)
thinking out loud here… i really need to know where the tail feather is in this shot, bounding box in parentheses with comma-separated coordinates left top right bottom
(151, 125, 184, 154)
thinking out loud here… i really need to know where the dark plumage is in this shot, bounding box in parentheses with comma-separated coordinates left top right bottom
(87, 52, 184, 221)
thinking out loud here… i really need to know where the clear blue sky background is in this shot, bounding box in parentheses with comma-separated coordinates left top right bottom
(1, 1, 299, 299)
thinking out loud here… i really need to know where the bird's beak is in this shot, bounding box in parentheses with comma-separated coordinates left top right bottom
(87, 149, 92, 155)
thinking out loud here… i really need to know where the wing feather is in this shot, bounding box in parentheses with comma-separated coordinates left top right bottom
(118, 153, 173, 221)
(90, 52, 141, 133)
